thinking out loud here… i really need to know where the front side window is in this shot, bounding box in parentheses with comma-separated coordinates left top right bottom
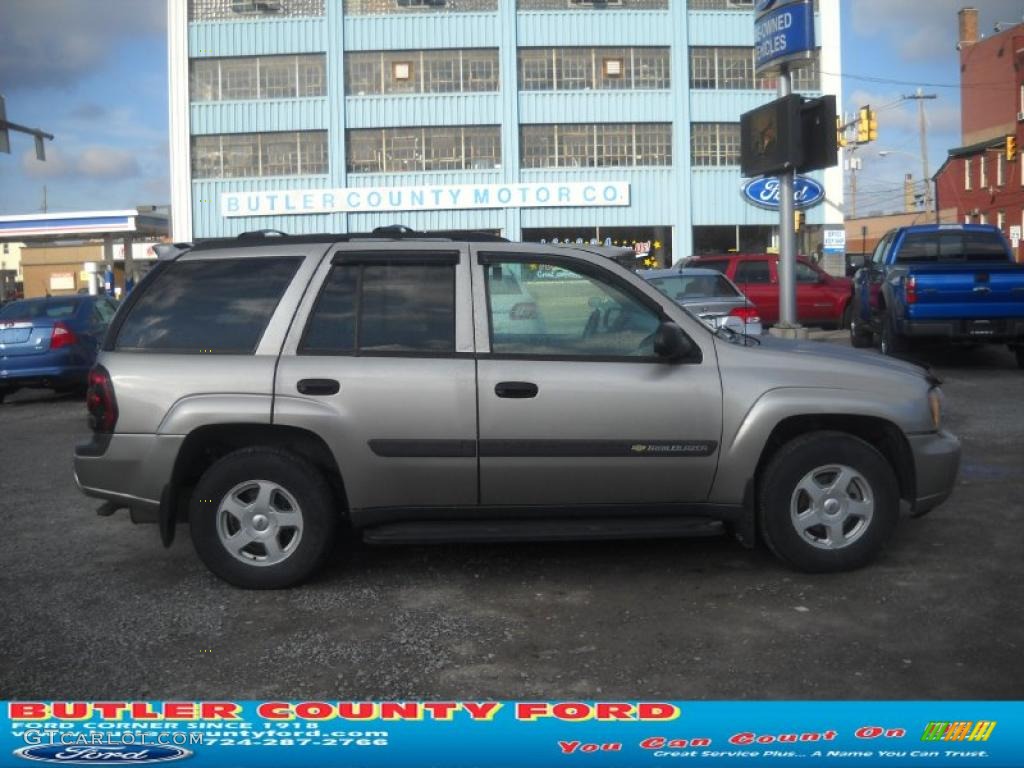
(648, 274, 739, 300)
(301, 261, 456, 354)
(115, 257, 301, 353)
(484, 259, 661, 358)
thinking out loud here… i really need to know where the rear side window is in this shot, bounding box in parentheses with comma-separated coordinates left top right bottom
(114, 257, 301, 353)
(301, 262, 455, 354)
(648, 274, 739, 299)
(896, 231, 1008, 264)
(734, 261, 772, 284)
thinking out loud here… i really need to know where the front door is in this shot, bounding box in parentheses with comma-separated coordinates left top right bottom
(794, 260, 835, 324)
(733, 258, 778, 324)
(472, 249, 723, 507)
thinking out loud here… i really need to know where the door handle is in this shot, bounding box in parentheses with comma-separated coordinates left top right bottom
(495, 381, 538, 399)
(297, 378, 340, 396)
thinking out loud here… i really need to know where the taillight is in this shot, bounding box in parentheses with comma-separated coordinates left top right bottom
(729, 306, 761, 323)
(51, 321, 78, 349)
(905, 276, 917, 305)
(510, 302, 538, 320)
(86, 365, 118, 433)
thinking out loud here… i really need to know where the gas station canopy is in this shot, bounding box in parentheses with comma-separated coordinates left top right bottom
(0, 209, 168, 242)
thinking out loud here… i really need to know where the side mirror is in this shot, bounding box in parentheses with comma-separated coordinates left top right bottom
(653, 321, 695, 362)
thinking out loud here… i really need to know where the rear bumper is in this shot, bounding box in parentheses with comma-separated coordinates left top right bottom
(0, 348, 91, 388)
(902, 317, 1024, 343)
(908, 429, 961, 516)
(74, 433, 183, 523)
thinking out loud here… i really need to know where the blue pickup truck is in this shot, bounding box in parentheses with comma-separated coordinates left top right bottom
(850, 224, 1024, 366)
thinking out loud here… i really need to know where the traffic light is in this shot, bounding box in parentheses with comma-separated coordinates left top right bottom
(794, 211, 805, 231)
(868, 109, 878, 142)
(857, 106, 870, 143)
(836, 115, 847, 148)
(1008, 135, 1018, 162)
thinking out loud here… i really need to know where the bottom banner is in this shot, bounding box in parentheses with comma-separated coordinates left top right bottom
(2, 701, 1020, 767)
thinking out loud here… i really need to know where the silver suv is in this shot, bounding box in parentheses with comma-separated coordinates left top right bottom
(74, 231, 961, 588)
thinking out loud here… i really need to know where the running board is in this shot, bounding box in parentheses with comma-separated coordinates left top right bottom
(361, 517, 726, 545)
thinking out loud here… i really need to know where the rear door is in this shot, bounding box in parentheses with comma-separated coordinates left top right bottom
(472, 247, 722, 507)
(274, 243, 478, 512)
(733, 259, 777, 324)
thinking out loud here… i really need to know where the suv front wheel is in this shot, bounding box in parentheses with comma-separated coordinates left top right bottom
(758, 431, 899, 573)
(190, 447, 338, 588)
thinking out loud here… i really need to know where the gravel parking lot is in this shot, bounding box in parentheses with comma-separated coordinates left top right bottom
(1, 335, 1021, 700)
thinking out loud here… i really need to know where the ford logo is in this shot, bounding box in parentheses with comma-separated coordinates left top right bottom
(741, 176, 825, 211)
(13, 745, 192, 765)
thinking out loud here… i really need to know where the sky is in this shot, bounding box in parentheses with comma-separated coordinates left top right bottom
(1, 0, 1022, 217)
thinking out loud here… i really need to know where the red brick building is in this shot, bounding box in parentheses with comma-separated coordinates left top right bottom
(934, 8, 1024, 261)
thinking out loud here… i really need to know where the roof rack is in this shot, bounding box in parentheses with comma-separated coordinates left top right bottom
(189, 226, 509, 252)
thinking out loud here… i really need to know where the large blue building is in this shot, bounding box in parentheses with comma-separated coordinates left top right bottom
(168, 0, 843, 264)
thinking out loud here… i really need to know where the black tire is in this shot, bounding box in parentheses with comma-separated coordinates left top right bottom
(849, 306, 873, 349)
(190, 447, 339, 589)
(1013, 346, 1024, 369)
(758, 431, 899, 573)
(879, 313, 908, 357)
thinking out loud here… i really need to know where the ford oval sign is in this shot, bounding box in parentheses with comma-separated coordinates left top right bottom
(741, 176, 825, 211)
(13, 745, 192, 765)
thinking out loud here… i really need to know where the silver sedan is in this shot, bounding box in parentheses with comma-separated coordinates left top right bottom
(637, 267, 763, 336)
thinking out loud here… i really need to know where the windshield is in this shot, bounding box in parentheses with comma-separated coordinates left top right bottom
(0, 297, 81, 321)
(647, 274, 740, 301)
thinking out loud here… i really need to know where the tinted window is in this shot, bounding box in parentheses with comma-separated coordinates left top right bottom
(485, 259, 661, 357)
(300, 262, 455, 354)
(0, 297, 81, 321)
(648, 274, 739, 300)
(695, 260, 728, 273)
(795, 262, 820, 283)
(896, 231, 1008, 264)
(872, 232, 893, 264)
(115, 257, 301, 353)
(734, 260, 771, 284)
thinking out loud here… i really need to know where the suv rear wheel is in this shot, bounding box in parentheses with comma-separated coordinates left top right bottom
(190, 447, 338, 588)
(758, 431, 899, 573)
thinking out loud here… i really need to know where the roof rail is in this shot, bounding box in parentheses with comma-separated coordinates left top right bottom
(188, 226, 509, 251)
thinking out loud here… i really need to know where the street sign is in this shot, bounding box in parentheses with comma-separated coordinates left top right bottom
(823, 228, 847, 254)
(741, 176, 825, 211)
(754, 0, 816, 76)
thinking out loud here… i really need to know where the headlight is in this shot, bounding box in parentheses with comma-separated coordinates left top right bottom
(928, 387, 943, 430)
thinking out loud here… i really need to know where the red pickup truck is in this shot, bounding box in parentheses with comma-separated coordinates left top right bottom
(686, 253, 853, 328)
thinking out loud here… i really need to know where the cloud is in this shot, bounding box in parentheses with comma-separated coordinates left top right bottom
(69, 103, 110, 121)
(21, 145, 140, 181)
(0, 0, 165, 91)
(850, 0, 1024, 62)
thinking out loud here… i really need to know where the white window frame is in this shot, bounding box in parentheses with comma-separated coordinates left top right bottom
(980, 153, 987, 188)
(965, 157, 972, 190)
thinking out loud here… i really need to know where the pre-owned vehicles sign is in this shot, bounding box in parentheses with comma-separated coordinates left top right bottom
(754, 0, 815, 76)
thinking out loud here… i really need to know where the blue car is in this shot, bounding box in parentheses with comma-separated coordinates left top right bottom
(0, 295, 118, 402)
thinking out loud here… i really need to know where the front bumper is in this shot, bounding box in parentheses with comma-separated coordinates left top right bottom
(74, 433, 184, 523)
(907, 429, 961, 516)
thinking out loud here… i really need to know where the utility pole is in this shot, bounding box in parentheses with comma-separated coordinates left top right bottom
(903, 89, 937, 214)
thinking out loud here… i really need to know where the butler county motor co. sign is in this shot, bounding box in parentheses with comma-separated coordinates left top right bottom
(221, 181, 631, 217)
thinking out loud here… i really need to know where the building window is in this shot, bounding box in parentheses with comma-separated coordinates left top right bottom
(189, 0, 325, 20)
(191, 131, 329, 178)
(346, 126, 501, 173)
(189, 55, 327, 102)
(344, 49, 499, 95)
(980, 154, 987, 187)
(343, 0, 497, 14)
(997, 152, 1005, 186)
(518, 0, 667, 9)
(965, 157, 972, 190)
(691, 123, 741, 166)
(517, 47, 669, 91)
(519, 123, 671, 168)
(998, 210, 1005, 232)
(689, 47, 820, 91)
